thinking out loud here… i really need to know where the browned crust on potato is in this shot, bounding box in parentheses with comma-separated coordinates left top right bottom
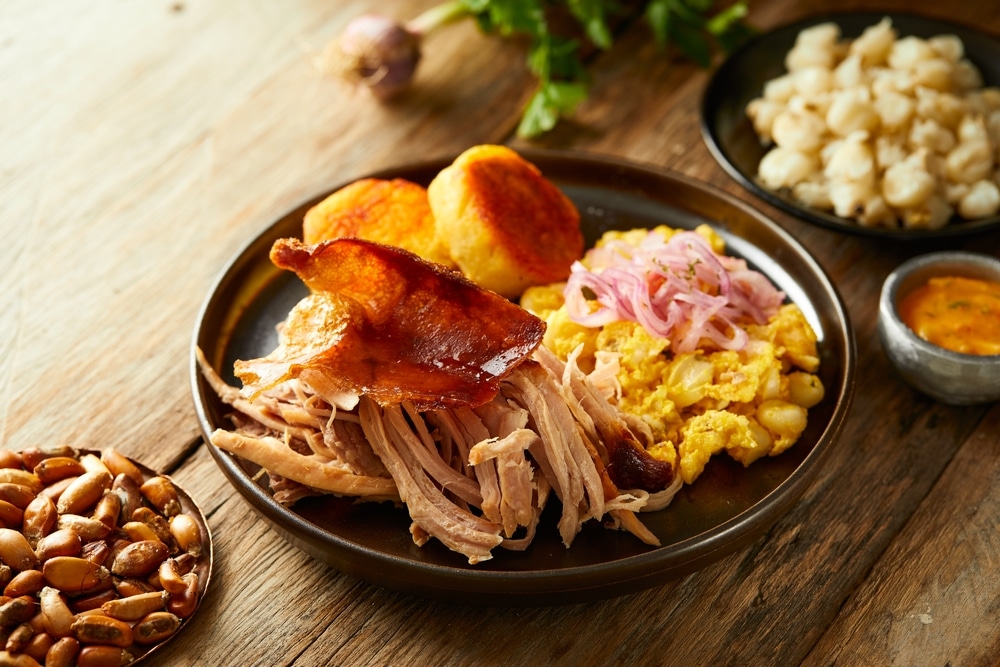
(303, 178, 453, 267)
(429, 145, 583, 298)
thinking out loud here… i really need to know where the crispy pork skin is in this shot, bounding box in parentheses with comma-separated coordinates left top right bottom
(236, 238, 545, 410)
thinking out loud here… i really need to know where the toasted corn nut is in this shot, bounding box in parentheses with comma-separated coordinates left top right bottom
(5, 621, 34, 653)
(101, 590, 168, 622)
(81, 540, 110, 567)
(33, 457, 87, 487)
(22, 630, 54, 663)
(100, 450, 144, 487)
(38, 587, 73, 638)
(156, 558, 186, 596)
(0, 448, 205, 662)
(21, 496, 57, 548)
(77, 645, 134, 667)
(56, 471, 112, 517)
(27, 611, 46, 634)
(92, 491, 121, 531)
(0, 596, 39, 628)
(34, 530, 82, 562)
(68, 589, 118, 615)
(139, 477, 180, 518)
(56, 515, 110, 542)
(41, 557, 110, 595)
(166, 572, 198, 619)
(133, 611, 181, 645)
(4, 571, 43, 599)
(0, 452, 23, 471)
(120, 522, 159, 545)
(111, 541, 169, 579)
(39, 477, 76, 504)
(172, 552, 196, 576)
(169, 513, 202, 556)
(0, 530, 38, 572)
(0, 649, 42, 667)
(77, 456, 111, 478)
(0, 472, 40, 496)
(113, 578, 155, 598)
(104, 537, 131, 565)
(130, 508, 174, 549)
(0, 503, 23, 532)
(18, 450, 40, 472)
(110, 476, 142, 527)
(0, 485, 36, 511)
(45, 636, 80, 667)
(20, 446, 76, 472)
(71, 613, 133, 648)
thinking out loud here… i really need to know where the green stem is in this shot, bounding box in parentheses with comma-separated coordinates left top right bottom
(406, 0, 472, 36)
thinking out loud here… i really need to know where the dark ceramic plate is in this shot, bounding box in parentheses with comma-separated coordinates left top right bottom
(701, 12, 1000, 239)
(190, 151, 855, 606)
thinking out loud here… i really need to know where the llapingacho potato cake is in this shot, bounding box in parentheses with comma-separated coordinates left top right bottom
(303, 177, 454, 267)
(427, 145, 584, 298)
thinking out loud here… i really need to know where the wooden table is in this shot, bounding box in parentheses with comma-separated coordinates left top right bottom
(5, 0, 1000, 664)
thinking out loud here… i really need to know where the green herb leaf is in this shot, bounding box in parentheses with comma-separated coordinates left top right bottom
(669, 16, 711, 68)
(464, 0, 546, 36)
(517, 80, 589, 137)
(705, 1, 747, 35)
(665, 0, 707, 25)
(645, 0, 672, 46)
(713, 18, 755, 53)
(566, 0, 615, 50)
(683, 0, 714, 13)
(456, 0, 751, 137)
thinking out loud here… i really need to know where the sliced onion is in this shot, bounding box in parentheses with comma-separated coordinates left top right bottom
(563, 230, 785, 353)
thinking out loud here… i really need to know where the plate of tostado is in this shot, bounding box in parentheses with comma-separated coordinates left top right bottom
(191, 147, 855, 605)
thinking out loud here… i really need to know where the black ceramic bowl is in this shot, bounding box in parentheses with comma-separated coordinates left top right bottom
(191, 150, 855, 606)
(701, 12, 1000, 239)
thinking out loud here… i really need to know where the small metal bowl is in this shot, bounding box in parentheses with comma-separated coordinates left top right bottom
(878, 251, 1000, 405)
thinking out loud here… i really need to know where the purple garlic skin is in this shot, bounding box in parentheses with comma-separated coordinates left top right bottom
(328, 14, 422, 100)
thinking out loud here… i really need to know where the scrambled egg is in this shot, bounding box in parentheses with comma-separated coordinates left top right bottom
(520, 225, 825, 486)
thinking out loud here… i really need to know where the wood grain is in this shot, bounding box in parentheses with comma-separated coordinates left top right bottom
(5, 0, 1000, 665)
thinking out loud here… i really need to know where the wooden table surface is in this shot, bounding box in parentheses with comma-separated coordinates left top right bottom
(5, 0, 1000, 665)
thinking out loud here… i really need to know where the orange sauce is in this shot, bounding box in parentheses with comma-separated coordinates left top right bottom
(898, 276, 1000, 356)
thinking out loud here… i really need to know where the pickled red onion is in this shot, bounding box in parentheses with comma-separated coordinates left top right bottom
(563, 231, 785, 353)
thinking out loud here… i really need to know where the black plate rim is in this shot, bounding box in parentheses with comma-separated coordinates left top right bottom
(701, 10, 1000, 240)
(190, 149, 855, 604)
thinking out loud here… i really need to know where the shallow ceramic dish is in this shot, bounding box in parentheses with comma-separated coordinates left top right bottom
(9, 448, 212, 664)
(191, 150, 855, 606)
(878, 251, 1000, 404)
(701, 12, 1000, 239)
(114, 453, 213, 664)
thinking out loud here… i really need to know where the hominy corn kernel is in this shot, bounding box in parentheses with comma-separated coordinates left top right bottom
(748, 18, 1000, 229)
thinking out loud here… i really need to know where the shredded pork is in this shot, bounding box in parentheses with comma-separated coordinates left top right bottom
(200, 345, 678, 564)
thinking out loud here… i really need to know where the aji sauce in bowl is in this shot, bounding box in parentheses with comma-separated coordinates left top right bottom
(878, 251, 1000, 405)
(897, 276, 1000, 356)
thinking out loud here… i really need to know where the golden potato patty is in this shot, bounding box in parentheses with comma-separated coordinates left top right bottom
(428, 145, 583, 298)
(302, 178, 453, 267)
